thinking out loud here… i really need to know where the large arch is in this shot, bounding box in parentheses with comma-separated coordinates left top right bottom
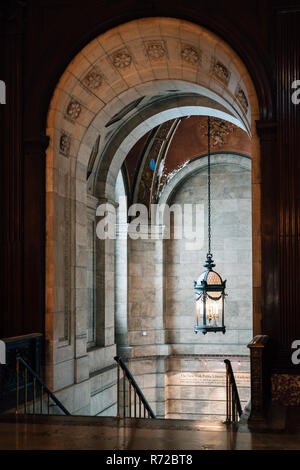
(45, 17, 261, 417)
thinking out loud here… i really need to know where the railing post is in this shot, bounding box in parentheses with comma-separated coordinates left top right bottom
(247, 335, 272, 423)
(225, 362, 230, 423)
(129, 379, 132, 418)
(224, 359, 242, 424)
(116, 361, 120, 418)
(16, 358, 19, 414)
(123, 369, 126, 418)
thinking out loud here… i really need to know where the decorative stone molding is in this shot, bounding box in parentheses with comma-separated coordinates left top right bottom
(144, 40, 167, 60)
(135, 120, 176, 208)
(59, 131, 71, 156)
(65, 99, 82, 121)
(181, 44, 201, 65)
(110, 48, 132, 69)
(82, 67, 103, 90)
(199, 117, 234, 147)
(212, 59, 231, 84)
(87, 135, 100, 179)
(235, 86, 249, 113)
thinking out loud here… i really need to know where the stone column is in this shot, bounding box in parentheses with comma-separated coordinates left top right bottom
(127, 224, 166, 355)
(95, 197, 117, 347)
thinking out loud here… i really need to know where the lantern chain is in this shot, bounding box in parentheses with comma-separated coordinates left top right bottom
(207, 116, 211, 256)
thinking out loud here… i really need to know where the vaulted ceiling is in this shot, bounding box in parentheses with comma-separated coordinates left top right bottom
(123, 115, 251, 207)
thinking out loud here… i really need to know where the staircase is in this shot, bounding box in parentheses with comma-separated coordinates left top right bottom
(1, 334, 246, 425)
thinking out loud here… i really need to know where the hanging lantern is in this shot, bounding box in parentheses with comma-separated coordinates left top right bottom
(194, 253, 226, 334)
(194, 117, 227, 335)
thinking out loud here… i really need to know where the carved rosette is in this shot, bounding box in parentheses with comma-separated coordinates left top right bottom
(144, 40, 167, 60)
(82, 68, 103, 90)
(59, 132, 71, 156)
(110, 48, 132, 69)
(200, 117, 234, 147)
(212, 59, 231, 84)
(181, 45, 201, 65)
(66, 99, 82, 121)
(235, 86, 249, 113)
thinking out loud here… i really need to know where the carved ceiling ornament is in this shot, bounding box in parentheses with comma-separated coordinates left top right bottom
(66, 99, 82, 121)
(235, 86, 249, 113)
(144, 40, 167, 60)
(137, 120, 175, 208)
(212, 59, 231, 84)
(110, 48, 132, 69)
(200, 117, 234, 147)
(59, 132, 71, 156)
(181, 44, 201, 65)
(82, 68, 103, 90)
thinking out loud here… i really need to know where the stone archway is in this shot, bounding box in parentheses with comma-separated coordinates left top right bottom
(45, 17, 260, 417)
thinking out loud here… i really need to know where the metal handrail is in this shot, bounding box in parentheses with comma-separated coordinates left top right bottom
(114, 356, 156, 419)
(224, 359, 242, 423)
(16, 355, 70, 416)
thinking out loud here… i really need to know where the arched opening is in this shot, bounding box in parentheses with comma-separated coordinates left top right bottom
(45, 17, 260, 417)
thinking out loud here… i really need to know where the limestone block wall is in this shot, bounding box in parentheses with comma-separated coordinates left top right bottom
(164, 160, 252, 355)
(165, 355, 250, 421)
(50, 344, 118, 416)
(127, 234, 164, 349)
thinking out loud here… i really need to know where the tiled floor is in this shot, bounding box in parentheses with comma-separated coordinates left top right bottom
(0, 410, 300, 450)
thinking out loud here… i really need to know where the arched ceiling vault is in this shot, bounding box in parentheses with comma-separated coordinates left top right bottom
(46, 17, 259, 201)
(122, 113, 251, 210)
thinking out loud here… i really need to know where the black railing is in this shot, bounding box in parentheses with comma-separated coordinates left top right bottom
(114, 356, 156, 419)
(16, 356, 70, 416)
(224, 359, 242, 423)
(0, 333, 42, 413)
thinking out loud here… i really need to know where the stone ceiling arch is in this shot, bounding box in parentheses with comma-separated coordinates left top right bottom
(158, 153, 251, 212)
(46, 17, 259, 190)
(90, 92, 249, 200)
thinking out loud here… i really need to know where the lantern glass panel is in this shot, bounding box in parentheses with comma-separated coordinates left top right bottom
(195, 294, 204, 324)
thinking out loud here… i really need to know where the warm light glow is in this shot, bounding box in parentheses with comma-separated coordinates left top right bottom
(206, 299, 220, 326)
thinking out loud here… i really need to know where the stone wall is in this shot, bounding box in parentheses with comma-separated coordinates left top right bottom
(118, 355, 250, 421)
(164, 159, 252, 355)
(165, 355, 250, 420)
(117, 158, 252, 420)
(47, 158, 253, 419)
